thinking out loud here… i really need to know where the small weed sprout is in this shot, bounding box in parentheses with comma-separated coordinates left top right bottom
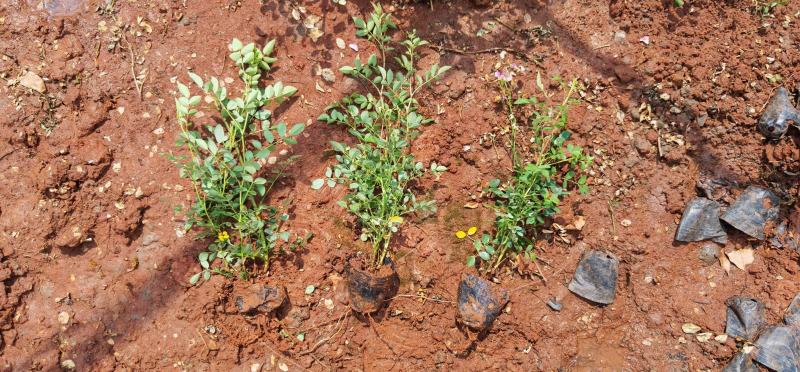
(313, 4, 450, 269)
(467, 68, 592, 271)
(752, 0, 789, 15)
(172, 39, 306, 283)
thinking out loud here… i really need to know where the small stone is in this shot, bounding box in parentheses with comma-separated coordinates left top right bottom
(58, 311, 70, 325)
(546, 298, 562, 311)
(278, 362, 289, 372)
(633, 136, 652, 154)
(682, 323, 701, 334)
(715, 334, 728, 343)
(60, 359, 76, 370)
(324, 298, 334, 310)
(20, 70, 46, 93)
(620, 219, 631, 227)
(698, 243, 721, 265)
(335, 38, 345, 49)
(141, 233, 159, 246)
(696, 332, 713, 342)
(613, 30, 627, 43)
(250, 363, 262, 372)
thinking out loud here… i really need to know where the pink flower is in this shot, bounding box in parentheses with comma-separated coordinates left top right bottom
(639, 36, 650, 45)
(348, 43, 359, 51)
(494, 69, 513, 82)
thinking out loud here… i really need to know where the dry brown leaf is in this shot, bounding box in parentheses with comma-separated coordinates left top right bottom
(463, 202, 480, 209)
(719, 253, 731, 275)
(573, 216, 586, 231)
(726, 248, 754, 271)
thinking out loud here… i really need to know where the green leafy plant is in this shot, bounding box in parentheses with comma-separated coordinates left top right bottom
(313, 3, 449, 270)
(171, 39, 306, 283)
(753, 0, 789, 14)
(466, 69, 592, 272)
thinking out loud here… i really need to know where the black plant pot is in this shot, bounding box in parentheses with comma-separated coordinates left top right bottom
(346, 257, 400, 314)
(457, 273, 509, 331)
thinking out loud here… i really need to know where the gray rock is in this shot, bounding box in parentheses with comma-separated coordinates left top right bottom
(726, 296, 766, 341)
(546, 298, 562, 311)
(568, 250, 618, 305)
(721, 186, 780, 240)
(698, 243, 721, 265)
(141, 232, 159, 246)
(675, 197, 727, 242)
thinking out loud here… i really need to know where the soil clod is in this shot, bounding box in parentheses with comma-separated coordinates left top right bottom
(675, 197, 727, 242)
(758, 87, 799, 140)
(345, 257, 399, 314)
(568, 250, 618, 305)
(725, 296, 766, 341)
(457, 273, 509, 331)
(720, 186, 780, 240)
(233, 284, 288, 315)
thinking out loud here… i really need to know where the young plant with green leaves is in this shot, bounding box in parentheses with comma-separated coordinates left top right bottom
(466, 70, 592, 272)
(172, 39, 306, 283)
(312, 4, 449, 270)
(752, 0, 789, 15)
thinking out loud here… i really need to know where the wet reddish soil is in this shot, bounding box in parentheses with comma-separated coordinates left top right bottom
(1, 0, 800, 370)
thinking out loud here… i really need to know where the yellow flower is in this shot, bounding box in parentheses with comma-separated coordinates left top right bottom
(467, 226, 477, 236)
(217, 231, 230, 242)
(388, 216, 404, 224)
(455, 230, 467, 239)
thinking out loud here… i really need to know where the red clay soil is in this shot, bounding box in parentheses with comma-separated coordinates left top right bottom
(1, 0, 799, 370)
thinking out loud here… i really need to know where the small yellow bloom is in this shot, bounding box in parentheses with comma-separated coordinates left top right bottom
(467, 226, 477, 236)
(455, 230, 467, 239)
(388, 216, 404, 224)
(217, 231, 230, 242)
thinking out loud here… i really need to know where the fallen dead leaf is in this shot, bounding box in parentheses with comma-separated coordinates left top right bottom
(726, 248, 754, 271)
(719, 253, 731, 275)
(463, 202, 480, 209)
(568, 215, 586, 230)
